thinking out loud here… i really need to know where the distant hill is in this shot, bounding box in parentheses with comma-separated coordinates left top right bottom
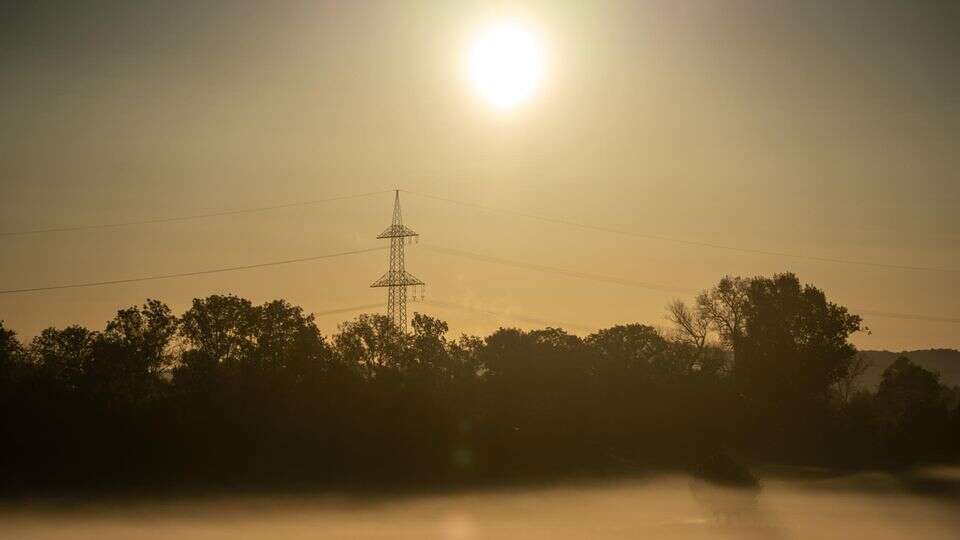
(858, 349, 960, 389)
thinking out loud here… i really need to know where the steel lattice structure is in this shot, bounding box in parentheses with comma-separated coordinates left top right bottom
(370, 190, 424, 331)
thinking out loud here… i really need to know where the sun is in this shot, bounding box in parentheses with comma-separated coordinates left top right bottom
(467, 21, 546, 110)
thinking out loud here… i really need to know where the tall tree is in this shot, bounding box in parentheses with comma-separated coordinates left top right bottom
(736, 273, 862, 404)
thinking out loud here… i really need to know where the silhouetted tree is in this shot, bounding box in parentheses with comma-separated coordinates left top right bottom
(0, 322, 31, 488)
(586, 324, 666, 376)
(178, 294, 257, 367)
(696, 275, 750, 353)
(876, 357, 953, 463)
(0, 321, 21, 361)
(736, 273, 862, 404)
(667, 300, 710, 354)
(28, 325, 98, 391)
(478, 327, 593, 472)
(410, 313, 450, 374)
(334, 313, 406, 377)
(0, 320, 25, 385)
(86, 300, 177, 403)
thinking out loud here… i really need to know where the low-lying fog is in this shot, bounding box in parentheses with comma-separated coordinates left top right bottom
(3, 468, 958, 539)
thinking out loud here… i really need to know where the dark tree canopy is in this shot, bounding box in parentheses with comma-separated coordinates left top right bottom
(0, 273, 955, 494)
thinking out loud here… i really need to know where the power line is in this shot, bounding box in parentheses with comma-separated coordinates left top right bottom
(858, 310, 960, 324)
(403, 190, 958, 274)
(422, 299, 597, 332)
(313, 303, 384, 318)
(0, 247, 385, 294)
(2, 236, 955, 325)
(1, 186, 954, 325)
(422, 244, 695, 294)
(307, 298, 595, 332)
(6, 186, 952, 274)
(0, 190, 392, 237)
(421, 243, 960, 325)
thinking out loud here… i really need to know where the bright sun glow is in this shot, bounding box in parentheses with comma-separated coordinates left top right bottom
(467, 21, 545, 110)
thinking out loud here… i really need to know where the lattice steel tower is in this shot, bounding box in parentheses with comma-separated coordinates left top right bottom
(370, 190, 424, 332)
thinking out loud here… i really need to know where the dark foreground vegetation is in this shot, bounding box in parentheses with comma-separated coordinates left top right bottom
(1, 273, 957, 494)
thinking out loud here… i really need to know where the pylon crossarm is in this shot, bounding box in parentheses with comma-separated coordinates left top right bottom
(377, 224, 419, 239)
(370, 271, 425, 288)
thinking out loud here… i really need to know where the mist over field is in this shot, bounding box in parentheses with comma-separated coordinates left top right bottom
(4, 468, 959, 539)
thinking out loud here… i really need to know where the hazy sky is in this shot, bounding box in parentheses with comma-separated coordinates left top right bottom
(1, 0, 958, 350)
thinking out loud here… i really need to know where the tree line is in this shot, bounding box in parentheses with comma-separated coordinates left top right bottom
(1, 272, 957, 493)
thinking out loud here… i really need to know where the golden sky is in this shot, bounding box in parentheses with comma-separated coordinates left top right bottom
(1, 1, 957, 350)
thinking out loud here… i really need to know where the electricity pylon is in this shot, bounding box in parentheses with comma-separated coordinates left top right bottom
(370, 190, 424, 332)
